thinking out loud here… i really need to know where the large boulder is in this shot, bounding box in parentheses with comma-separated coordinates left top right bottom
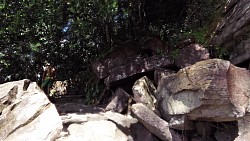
(91, 38, 169, 80)
(105, 55, 173, 86)
(157, 59, 250, 122)
(91, 40, 141, 79)
(0, 79, 62, 141)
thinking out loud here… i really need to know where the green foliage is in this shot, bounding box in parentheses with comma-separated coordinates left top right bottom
(192, 27, 209, 45)
(76, 70, 105, 105)
(29, 42, 41, 52)
(214, 46, 229, 59)
(170, 48, 180, 59)
(0, 0, 227, 104)
(183, 26, 209, 45)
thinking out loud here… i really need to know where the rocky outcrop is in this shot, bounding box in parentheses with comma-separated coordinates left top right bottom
(132, 76, 157, 112)
(131, 103, 172, 141)
(0, 79, 62, 141)
(104, 55, 173, 86)
(91, 38, 170, 81)
(92, 38, 210, 88)
(210, 0, 250, 65)
(157, 59, 250, 122)
(3, 58, 250, 141)
(72, 58, 249, 141)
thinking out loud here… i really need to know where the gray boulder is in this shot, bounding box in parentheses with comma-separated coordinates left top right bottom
(0, 80, 63, 141)
(157, 59, 250, 122)
(105, 55, 173, 86)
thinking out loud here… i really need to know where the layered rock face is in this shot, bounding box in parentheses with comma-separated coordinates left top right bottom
(211, 0, 250, 66)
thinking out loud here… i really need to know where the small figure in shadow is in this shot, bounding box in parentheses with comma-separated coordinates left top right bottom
(41, 63, 56, 95)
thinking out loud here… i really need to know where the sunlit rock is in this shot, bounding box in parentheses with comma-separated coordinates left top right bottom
(0, 80, 62, 141)
(157, 59, 250, 122)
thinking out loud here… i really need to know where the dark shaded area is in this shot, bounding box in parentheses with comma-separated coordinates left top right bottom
(173, 121, 238, 140)
(145, 0, 187, 24)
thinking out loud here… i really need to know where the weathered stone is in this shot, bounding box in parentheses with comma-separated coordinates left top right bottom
(103, 111, 138, 128)
(91, 40, 141, 79)
(154, 68, 175, 85)
(132, 76, 157, 112)
(131, 103, 172, 141)
(224, 0, 238, 13)
(235, 115, 250, 141)
(210, 0, 250, 65)
(0, 80, 62, 141)
(157, 59, 250, 122)
(105, 87, 130, 113)
(61, 113, 108, 124)
(58, 111, 138, 141)
(229, 37, 250, 65)
(175, 43, 210, 68)
(61, 120, 129, 141)
(61, 111, 137, 128)
(91, 38, 170, 80)
(105, 55, 173, 86)
(211, 0, 250, 47)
